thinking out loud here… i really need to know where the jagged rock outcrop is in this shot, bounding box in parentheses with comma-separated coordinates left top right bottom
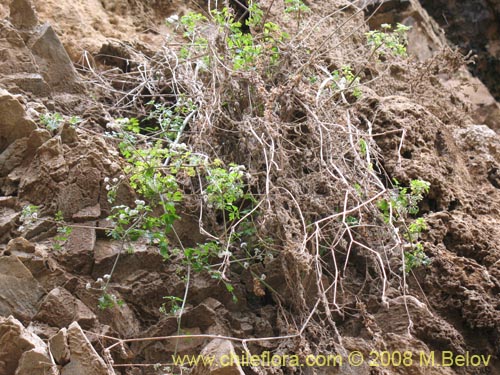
(0, 256, 45, 322)
(0, 315, 56, 375)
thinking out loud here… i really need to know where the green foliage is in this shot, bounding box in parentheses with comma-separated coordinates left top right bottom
(19, 205, 39, 232)
(178, 4, 287, 71)
(377, 179, 431, 274)
(377, 179, 430, 221)
(98, 293, 124, 310)
(106, 114, 252, 267)
(406, 217, 427, 242)
(404, 243, 431, 274)
(403, 217, 430, 273)
(247, 1, 264, 27)
(159, 296, 183, 315)
(183, 241, 220, 272)
(205, 162, 248, 220)
(180, 12, 207, 37)
(40, 112, 64, 131)
(332, 65, 362, 99)
(53, 210, 72, 251)
(284, 0, 311, 14)
(145, 98, 196, 141)
(366, 23, 411, 57)
(359, 139, 368, 157)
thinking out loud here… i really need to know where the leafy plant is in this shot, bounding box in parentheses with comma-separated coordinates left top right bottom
(377, 179, 431, 273)
(19, 205, 39, 232)
(159, 296, 184, 315)
(404, 243, 430, 273)
(377, 179, 430, 221)
(332, 65, 362, 99)
(284, 0, 311, 15)
(98, 293, 124, 310)
(145, 98, 196, 141)
(205, 162, 248, 220)
(178, 5, 287, 71)
(403, 216, 430, 273)
(366, 23, 411, 57)
(40, 112, 64, 131)
(53, 210, 72, 251)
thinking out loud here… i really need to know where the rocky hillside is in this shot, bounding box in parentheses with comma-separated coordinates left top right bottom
(1, 0, 500, 374)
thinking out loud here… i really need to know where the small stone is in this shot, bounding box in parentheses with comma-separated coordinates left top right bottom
(34, 287, 97, 329)
(0, 315, 53, 375)
(9, 0, 39, 30)
(49, 328, 70, 365)
(0, 256, 45, 322)
(7, 237, 35, 253)
(191, 339, 245, 375)
(72, 204, 101, 222)
(61, 322, 114, 375)
(0, 89, 36, 153)
(28, 24, 81, 93)
(15, 347, 57, 375)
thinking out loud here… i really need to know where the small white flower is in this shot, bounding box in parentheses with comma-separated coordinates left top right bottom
(32, 212, 38, 219)
(217, 250, 231, 258)
(18, 226, 25, 232)
(119, 213, 126, 220)
(85, 282, 91, 290)
(112, 177, 118, 183)
(129, 209, 138, 216)
(105, 185, 111, 191)
(166, 14, 179, 24)
(260, 274, 266, 281)
(240, 242, 247, 249)
(243, 262, 249, 269)
(135, 200, 145, 206)
(119, 175, 125, 180)
(104, 177, 110, 183)
(96, 278, 103, 283)
(103, 274, 111, 280)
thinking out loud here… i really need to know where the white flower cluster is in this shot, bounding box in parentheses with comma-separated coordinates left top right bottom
(19, 205, 40, 232)
(217, 250, 232, 258)
(166, 14, 179, 24)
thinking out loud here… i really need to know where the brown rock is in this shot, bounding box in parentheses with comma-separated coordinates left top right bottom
(61, 123, 79, 145)
(0, 89, 36, 153)
(191, 339, 245, 375)
(0, 73, 51, 96)
(182, 303, 217, 330)
(15, 347, 58, 375)
(76, 288, 141, 338)
(92, 239, 164, 280)
(9, 0, 39, 30)
(0, 315, 53, 375)
(0, 256, 45, 321)
(0, 21, 38, 76)
(28, 23, 81, 93)
(0, 206, 19, 242)
(27, 128, 51, 152)
(49, 328, 70, 365)
(7, 237, 35, 253)
(0, 137, 28, 177)
(72, 203, 101, 222)
(57, 222, 96, 274)
(34, 287, 97, 329)
(141, 326, 205, 364)
(61, 321, 114, 375)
